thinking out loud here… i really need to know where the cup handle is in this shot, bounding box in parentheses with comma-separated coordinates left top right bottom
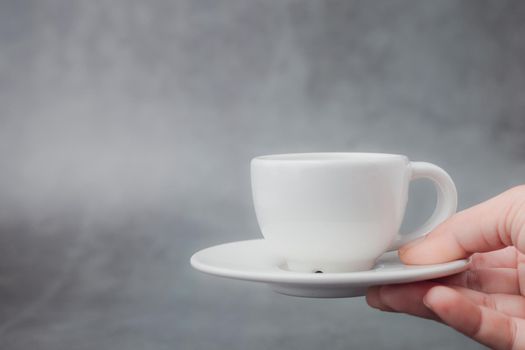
(388, 162, 458, 251)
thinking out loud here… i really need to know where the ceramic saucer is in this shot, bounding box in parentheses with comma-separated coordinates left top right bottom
(191, 240, 470, 298)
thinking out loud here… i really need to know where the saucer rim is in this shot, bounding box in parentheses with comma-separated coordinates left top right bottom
(191, 239, 470, 285)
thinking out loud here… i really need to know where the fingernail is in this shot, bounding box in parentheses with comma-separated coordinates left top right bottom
(422, 294, 432, 309)
(423, 286, 448, 309)
(365, 286, 381, 309)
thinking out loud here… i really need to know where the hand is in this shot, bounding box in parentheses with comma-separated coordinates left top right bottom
(366, 186, 525, 350)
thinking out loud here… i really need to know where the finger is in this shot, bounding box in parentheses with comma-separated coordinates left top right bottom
(469, 247, 517, 269)
(517, 252, 525, 295)
(366, 286, 395, 312)
(369, 282, 525, 319)
(366, 283, 438, 320)
(400, 186, 525, 264)
(437, 268, 520, 294)
(451, 287, 525, 318)
(424, 286, 520, 349)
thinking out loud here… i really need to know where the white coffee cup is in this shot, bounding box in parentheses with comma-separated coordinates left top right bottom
(251, 153, 457, 273)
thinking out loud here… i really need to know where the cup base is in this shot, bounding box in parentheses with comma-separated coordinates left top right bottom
(284, 260, 376, 273)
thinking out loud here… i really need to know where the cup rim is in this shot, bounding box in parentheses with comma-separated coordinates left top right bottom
(252, 152, 408, 162)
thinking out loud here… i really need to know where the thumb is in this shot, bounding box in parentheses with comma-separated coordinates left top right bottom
(400, 185, 525, 264)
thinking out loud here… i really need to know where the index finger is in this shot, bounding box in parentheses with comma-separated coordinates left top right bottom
(400, 186, 525, 264)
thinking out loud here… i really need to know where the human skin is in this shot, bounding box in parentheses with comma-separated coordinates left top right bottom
(366, 186, 525, 350)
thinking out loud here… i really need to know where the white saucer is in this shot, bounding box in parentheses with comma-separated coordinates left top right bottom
(191, 240, 470, 298)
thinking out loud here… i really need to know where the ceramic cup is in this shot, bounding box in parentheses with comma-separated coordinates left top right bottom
(251, 153, 457, 273)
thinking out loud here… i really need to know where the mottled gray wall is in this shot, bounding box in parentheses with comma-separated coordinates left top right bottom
(0, 0, 524, 349)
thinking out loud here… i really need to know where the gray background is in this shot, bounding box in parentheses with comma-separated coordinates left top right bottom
(0, 0, 524, 349)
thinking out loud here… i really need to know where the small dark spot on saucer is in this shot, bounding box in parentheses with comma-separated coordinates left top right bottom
(314, 270, 323, 274)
